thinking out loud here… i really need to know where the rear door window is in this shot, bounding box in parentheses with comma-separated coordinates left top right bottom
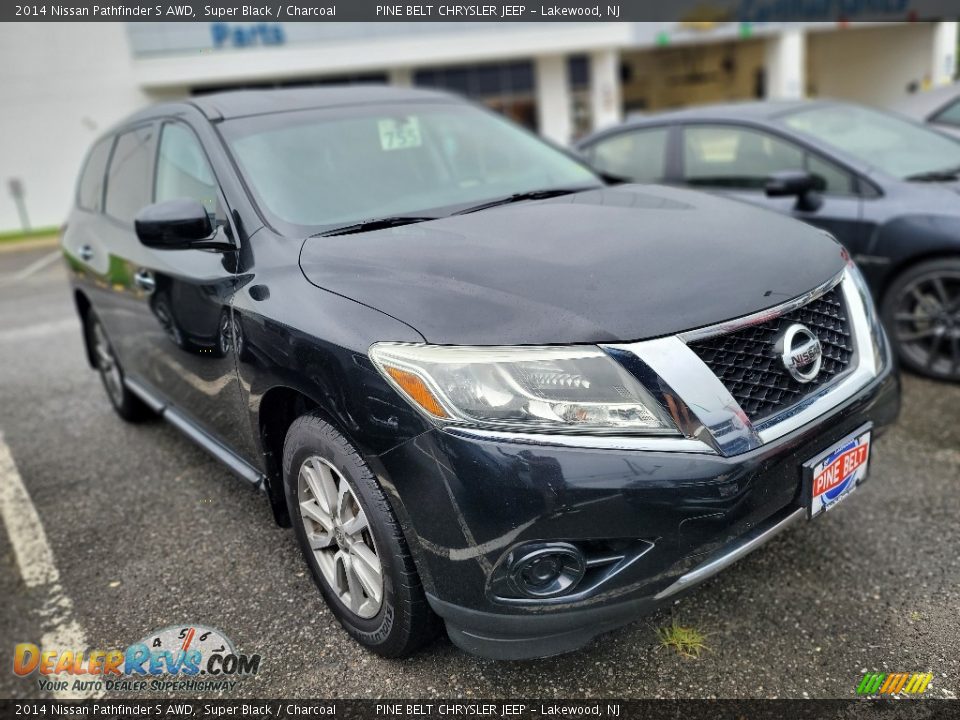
(77, 137, 113, 212)
(104, 125, 155, 224)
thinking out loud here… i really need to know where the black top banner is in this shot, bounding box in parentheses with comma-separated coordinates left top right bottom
(6, 0, 960, 22)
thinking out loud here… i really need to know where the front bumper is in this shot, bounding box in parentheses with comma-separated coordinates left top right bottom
(375, 362, 900, 659)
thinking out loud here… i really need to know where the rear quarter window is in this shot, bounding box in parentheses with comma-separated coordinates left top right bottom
(76, 137, 113, 212)
(585, 127, 669, 183)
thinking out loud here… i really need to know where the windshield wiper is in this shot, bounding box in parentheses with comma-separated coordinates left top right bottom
(905, 165, 960, 182)
(453, 188, 589, 215)
(314, 216, 438, 237)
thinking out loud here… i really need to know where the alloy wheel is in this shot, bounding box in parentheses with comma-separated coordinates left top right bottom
(297, 456, 384, 619)
(892, 269, 960, 379)
(93, 321, 125, 406)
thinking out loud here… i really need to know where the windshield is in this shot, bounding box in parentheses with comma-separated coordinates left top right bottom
(220, 102, 600, 234)
(781, 104, 960, 180)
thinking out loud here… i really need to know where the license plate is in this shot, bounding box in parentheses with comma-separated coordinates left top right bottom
(803, 425, 872, 519)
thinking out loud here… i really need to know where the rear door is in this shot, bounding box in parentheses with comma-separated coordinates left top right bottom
(676, 123, 868, 256)
(93, 123, 163, 383)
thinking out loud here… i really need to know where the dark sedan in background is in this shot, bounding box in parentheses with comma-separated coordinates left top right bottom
(577, 101, 960, 382)
(891, 82, 960, 139)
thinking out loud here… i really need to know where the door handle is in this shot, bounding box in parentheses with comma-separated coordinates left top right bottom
(134, 270, 156, 292)
(78, 244, 94, 262)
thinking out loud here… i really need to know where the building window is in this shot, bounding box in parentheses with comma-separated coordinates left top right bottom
(568, 55, 592, 140)
(414, 61, 537, 130)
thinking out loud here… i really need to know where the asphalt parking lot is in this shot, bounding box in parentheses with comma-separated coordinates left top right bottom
(1, 243, 959, 701)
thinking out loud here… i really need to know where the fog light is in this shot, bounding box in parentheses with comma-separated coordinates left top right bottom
(508, 543, 585, 599)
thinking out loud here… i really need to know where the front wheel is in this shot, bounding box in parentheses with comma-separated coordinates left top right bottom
(881, 258, 960, 382)
(282, 413, 440, 657)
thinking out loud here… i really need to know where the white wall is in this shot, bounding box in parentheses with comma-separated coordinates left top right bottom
(589, 49, 622, 131)
(807, 23, 943, 108)
(932, 21, 958, 87)
(0, 23, 155, 233)
(535, 55, 572, 145)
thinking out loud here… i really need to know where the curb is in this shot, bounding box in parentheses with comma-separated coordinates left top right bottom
(0, 236, 60, 254)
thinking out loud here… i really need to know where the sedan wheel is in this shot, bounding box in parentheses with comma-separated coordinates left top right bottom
(297, 455, 383, 619)
(888, 265, 960, 381)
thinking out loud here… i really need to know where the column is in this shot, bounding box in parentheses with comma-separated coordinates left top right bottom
(764, 28, 806, 100)
(535, 55, 573, 145)
(388, 68, 413, 87)
(589, 48, 623, 132)
(931, 21, 958, 87)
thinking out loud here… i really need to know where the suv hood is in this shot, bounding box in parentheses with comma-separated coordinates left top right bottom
(299, 185, 846, 345)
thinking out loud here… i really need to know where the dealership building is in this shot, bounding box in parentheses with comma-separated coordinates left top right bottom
(1, 19, 957, 232)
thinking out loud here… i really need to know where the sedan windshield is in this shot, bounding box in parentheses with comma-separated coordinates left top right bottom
(781, 104, 960, 180)
(219, 102, 600, 234)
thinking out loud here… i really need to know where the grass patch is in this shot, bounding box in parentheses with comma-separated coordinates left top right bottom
(658, 619, 711, 659)
(0, 227, 59, 244)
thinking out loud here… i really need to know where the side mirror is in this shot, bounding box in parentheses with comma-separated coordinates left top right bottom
(764, 170, 826, 212)
(134, 199, 233, 251)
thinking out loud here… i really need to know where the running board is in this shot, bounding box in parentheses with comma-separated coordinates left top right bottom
(125, 377, 265, 489)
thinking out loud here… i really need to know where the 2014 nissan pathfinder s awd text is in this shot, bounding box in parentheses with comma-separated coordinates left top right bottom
(62, 87, 900, 659)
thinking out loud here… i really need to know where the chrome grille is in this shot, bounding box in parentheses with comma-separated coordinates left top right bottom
(686, 288, 855, 422)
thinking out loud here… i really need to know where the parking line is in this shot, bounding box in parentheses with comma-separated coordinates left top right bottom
(0, 432, 102, 699)
(0, 318, 79, 344)
(0, 249, 62, 285)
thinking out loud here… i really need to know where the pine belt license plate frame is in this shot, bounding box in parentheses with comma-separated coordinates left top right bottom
(803, 423, 873, 520)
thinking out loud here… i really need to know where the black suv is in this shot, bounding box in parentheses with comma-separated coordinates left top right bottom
(63, 87, 899, 660)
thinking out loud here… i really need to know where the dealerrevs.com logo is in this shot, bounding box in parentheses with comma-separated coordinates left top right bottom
(857, 672, 933, 696)
(13, 624, 261, 694)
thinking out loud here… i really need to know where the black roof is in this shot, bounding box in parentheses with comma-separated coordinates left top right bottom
(122, 85, 459, 126)
(634, 99, 822, 120)
(190, 85, 457, 120)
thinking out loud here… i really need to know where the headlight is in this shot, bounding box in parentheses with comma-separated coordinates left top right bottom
(369, 343, 676, 435)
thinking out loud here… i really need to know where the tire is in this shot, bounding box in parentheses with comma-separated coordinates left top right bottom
(282, 413, 440, 657)
(881, 258, 960, 382)
(86, 311, 155, 422)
